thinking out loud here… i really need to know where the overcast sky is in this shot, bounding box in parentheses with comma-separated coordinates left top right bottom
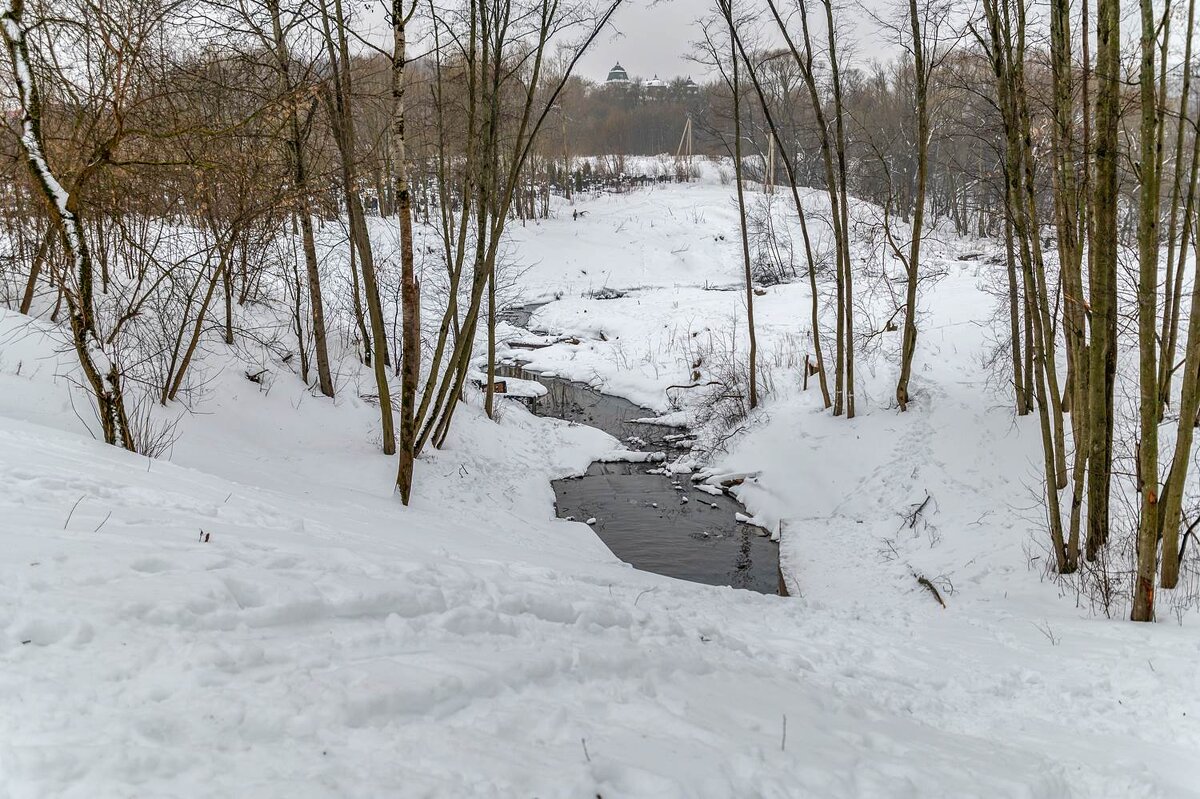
(575, 0, 712, 82)
(362, 0, 901, 84)
(574, 0, 900, 84)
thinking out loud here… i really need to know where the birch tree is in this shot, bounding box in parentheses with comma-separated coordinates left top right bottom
(1, 0, 135, 450)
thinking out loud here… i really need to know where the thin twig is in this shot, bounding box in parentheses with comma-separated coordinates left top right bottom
(63, 494, 86, 530)
(907, 492, 933, 529)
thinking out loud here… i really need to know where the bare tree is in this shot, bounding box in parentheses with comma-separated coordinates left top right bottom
(714, 0, 758, 410)
(1, 0, 135, 449)
(318, 0, 395, 454)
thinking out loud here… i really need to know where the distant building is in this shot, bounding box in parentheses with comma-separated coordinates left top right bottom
(600, 62, 701, 101)
(605, 62, 630, 85)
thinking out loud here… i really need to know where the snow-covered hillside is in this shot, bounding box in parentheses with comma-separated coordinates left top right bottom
(2, 176, 1199, 797)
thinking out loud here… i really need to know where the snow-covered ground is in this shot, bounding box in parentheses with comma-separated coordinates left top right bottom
(2, 172, 1199, 797)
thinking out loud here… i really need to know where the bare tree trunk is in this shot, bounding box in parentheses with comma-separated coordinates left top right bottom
(1158, 1, 1200, 588)
(168, 254, 225, 402)
(266, 0, 334, 398)
(320, 0, 395, 455)
(393, 0, 420, 503)
(289, 240, 310, 385)
(983, 0, 1070, 569)
(895, 0, 930, 412)
(18, 224, 52, 315)
(485, 260, 497, 418)
(414, 9, 475, 437)
(1048, 0, 1088, 567)
(1087, 0, 1120, 562)
(298, 207, 333, 396)
(823, 0, 855, 419)
(1012, 0, 1068, 488)
(347, 237, 372, 366)
(765, 0, 849, 416)
(723, 0, 758, 409)
(1159, 208, 1200, 589)
(1131, 0, 1165, 621)
(1003, 211, 1027, 415)
(728, 23, 830, 408)
(1156, 0, 1194, 413)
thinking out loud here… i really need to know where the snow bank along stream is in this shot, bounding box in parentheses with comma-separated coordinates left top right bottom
(495, 361, 782, 594)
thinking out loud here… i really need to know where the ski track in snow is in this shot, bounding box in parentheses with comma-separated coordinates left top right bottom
(1, 174, 1199, 797)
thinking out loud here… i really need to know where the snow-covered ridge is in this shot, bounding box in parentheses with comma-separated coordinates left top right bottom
(3, 336, 1196, 797)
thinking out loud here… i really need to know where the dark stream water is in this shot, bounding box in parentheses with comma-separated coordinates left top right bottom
(496, 362, 781, 594)
(496, 303, 546, 331)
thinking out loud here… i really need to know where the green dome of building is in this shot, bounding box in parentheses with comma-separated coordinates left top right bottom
(606, 62, 630, 84)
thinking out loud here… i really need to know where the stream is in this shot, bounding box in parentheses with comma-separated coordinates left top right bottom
(496, 361, 782, 595)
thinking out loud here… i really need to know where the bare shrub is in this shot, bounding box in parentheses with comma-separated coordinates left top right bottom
(669, 317, 774, 455)
(125, 393, 184, 458)
(746, 195, 797, 286)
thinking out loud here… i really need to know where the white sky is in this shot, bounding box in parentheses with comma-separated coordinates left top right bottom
(575, 0, 900, 84)
(576, 0, 714, 82)
(363, 0, 902, 85)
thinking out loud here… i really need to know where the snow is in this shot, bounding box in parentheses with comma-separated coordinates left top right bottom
(597, 449, 666, 463)
(2, 175, 1200, 797)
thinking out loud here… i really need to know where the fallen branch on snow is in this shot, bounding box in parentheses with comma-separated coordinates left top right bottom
(665, 381, 723, 391)
(914, 572, 947, 609)
(906, 491, 932, 529)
